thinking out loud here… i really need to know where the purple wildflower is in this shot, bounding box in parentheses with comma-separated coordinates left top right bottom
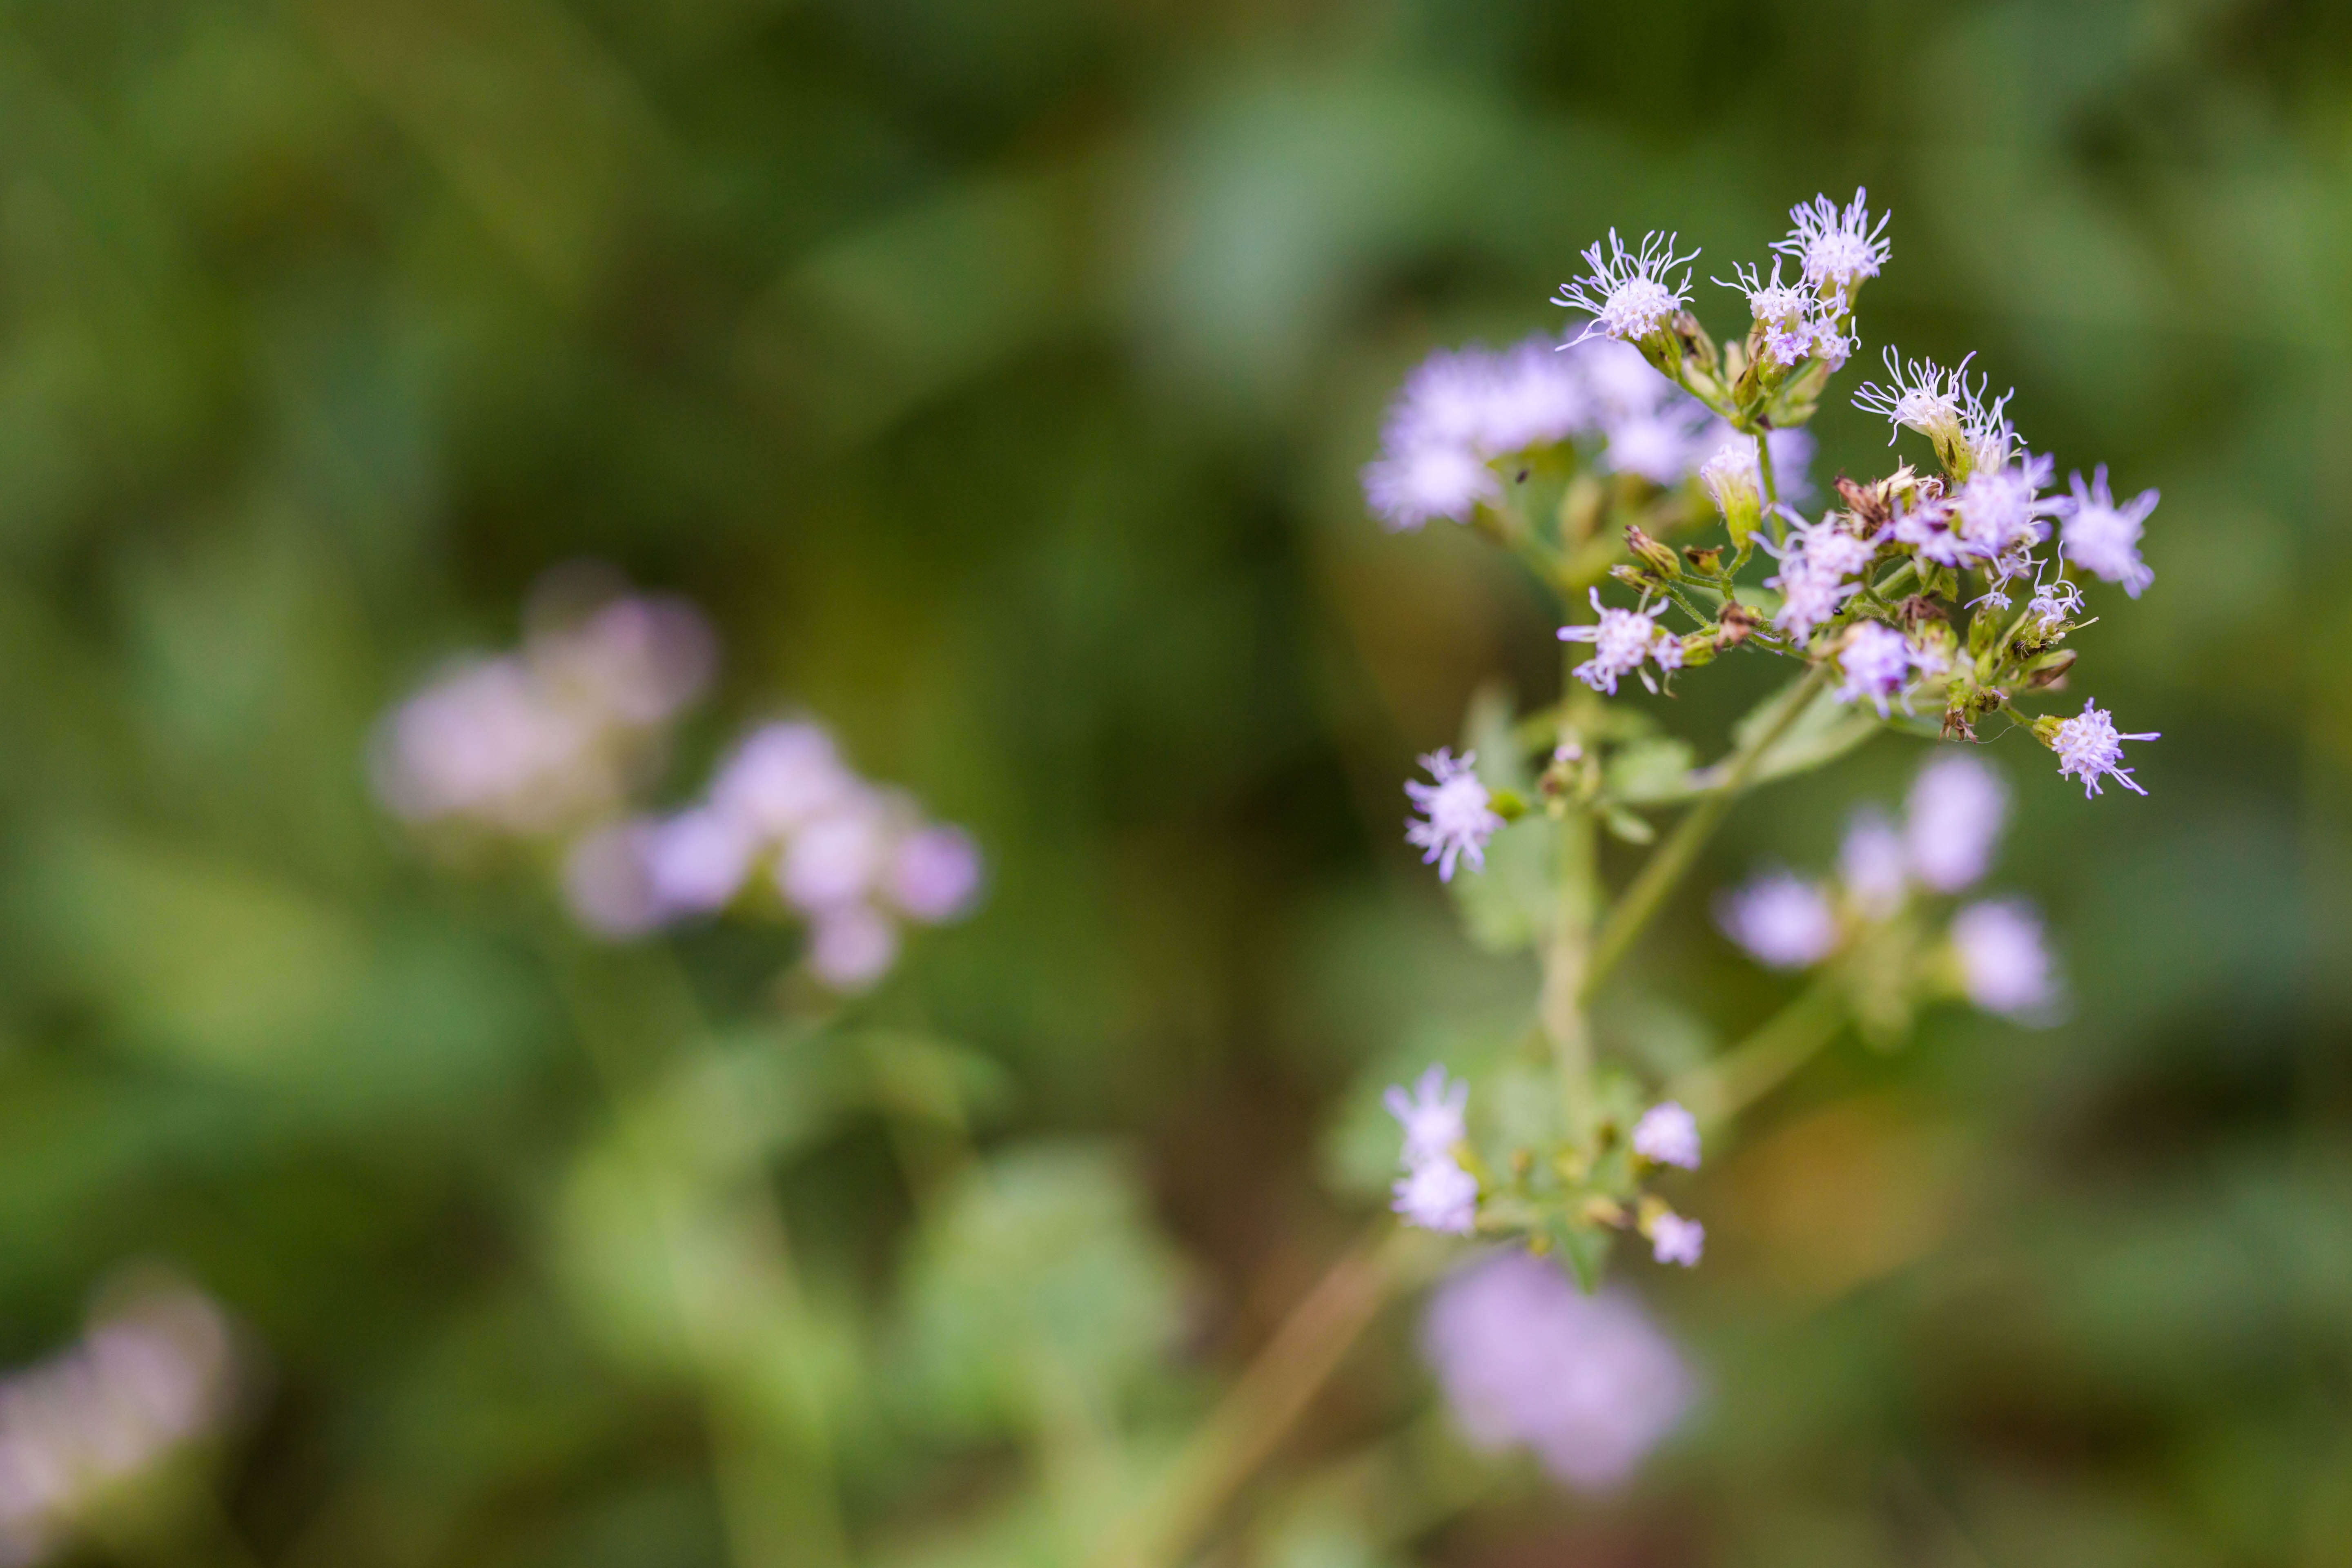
(2051, 699, 2159, 797)
(1631, 1102, 1701, 1169)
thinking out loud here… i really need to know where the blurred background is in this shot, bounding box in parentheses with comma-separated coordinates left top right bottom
(1, 0, 2348, 1563)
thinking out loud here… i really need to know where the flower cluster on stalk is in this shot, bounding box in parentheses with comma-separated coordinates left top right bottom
(374, 566, 981, 994)
(1717, 753, 2060, 1024)
(1348, 188, 2165, 1481)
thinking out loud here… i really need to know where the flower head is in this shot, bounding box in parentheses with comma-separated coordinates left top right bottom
(1904, 753, 2007, 893)
(1632, 1102, 1701, 1169)
(1556, 229, 1699, 345)
(1851, 350, 2000, 471)
(1839, 809, 1910, 918)
(1422, 1254, 1692, 1490)
(1716, 871, 1837, 969)
(1952, 452, 2057, 561)
(1774, 188, 1891, 292)
(1361, 442, 1500, 531)
(888, 825, 985, 922)
(1385, 1066, 1470, 1167)
(1558, 588, 1681, 694)
(1951, 899, 2058, 1018)
(1833, 622, 1922, 717)
(1392, 1155, 1479, 1234)
(2060, 466, 2158, 597)
(1405, 748, 1504, 881)
(1698, 438, 1761, 528)
(1764, 514, 1877, 642)
(2050, 699, 2159, 797)
(1649, 1214, 1705, 1267)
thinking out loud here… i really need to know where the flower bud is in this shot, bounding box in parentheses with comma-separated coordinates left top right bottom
(1609, 564, 1652, 591)
(2023, 648, 2077, 690)
(1698, 440, 1764, 543)
(1626, 525, 1682, 579)
(1683, 545, 1722, 574)
(1715, 601, 1760, 648)
(2030, 713, 2065, 749)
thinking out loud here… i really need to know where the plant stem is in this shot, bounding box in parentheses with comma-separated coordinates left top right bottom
(1094, 1225, 1431, 1568)
(1667, 973, 1846, 1127)
(1540, 805, 1598, 1143)
(544, 935, 851, 1568)
(1581, 661, 1833, 1003)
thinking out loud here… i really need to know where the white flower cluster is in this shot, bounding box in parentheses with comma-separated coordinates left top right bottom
(1361, 336, 1815, 531)
(566, 720, 982, 991)
(1384, 1066, 1476, 1234)
(0, 1276, 237, 1565)
(1717, 753, 2058, 1019)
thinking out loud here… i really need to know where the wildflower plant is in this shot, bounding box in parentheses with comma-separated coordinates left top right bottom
(1352, 189, 2160, 1295)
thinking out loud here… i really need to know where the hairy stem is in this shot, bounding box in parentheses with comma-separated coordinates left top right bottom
(1667, 973, 1846, 1127)
(1581, 660, 1833, 1002)
(1095, 1225, 1428, 1568)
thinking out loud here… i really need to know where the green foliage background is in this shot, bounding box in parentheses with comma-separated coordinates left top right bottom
(0, 0, 2347, 1563)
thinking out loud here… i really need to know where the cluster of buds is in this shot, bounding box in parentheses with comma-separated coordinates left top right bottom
(374, 567, 981, 994)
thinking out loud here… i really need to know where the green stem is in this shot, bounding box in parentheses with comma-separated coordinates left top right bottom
(1540, 806, 1599, 1142)
(1580, 660, 1833, 1003)
(1667, 973, 1846, 1128)
(543, 934, 851, 1568)
(1094, 1225, 1434, 1568)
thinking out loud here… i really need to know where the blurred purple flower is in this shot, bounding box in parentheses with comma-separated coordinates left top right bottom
(1422, 1252, 1693, 1490)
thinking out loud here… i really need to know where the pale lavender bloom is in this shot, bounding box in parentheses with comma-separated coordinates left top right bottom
(562, 821, 667, 939)
(0, 1276, 237, 1561)
(1839, 810, 1909, 918)
(1852, 349, 1976, 453)
(1890, 492, 1972, 569)
(1764, 514, 1876, 641)
(1952, 452, 2057, 561)
(372, 655, 603, 834)
(2052, 699, 2159, 798)
(1385, 1065, 1470, 1166)
(2026, 574, 2085, 632)
(1362, 442, 1501, 530)
(887, 825, 983, 923)
(779, 797, 892, 912)
(1599, 408, 1709, 484)
(1382, 345, 1503, 450)
(1556, 229, 1699, 344)
(1558, 588, 1679, 695)
(1774, 188, 1891, 291)
(1480, 339, 1590, 451)
(1572, 338, 1673, 419)
(2059, 466, 2158, 597)
(530, 593, 716, 726)
(1951, 900, 2057, 1018)
(1649, 1214, 1705, 1267)
(1405, 748, 1503, 882)
(1833, 623, 1919, 717)
(1904, 754, 2007, 893)
(1631, 1102, 1700, 1169)
(712, 722, 859, 839)
(642, 807, 760, 915)
(1422, 1254, 1693, 1490)
(1698, 439, 1760, 521)
(1717, 871, 1836, 969)
(807, 903, 900, 992)
(1392, 1156, 1479, 1234)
